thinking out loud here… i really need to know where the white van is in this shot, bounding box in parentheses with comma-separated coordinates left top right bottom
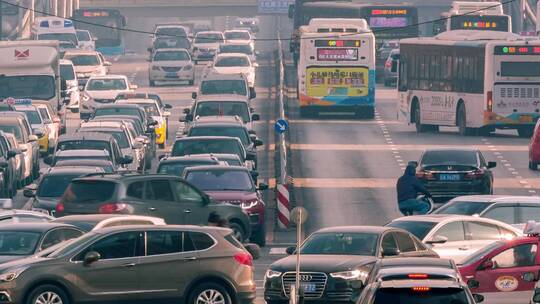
(32, 17, 79, 47)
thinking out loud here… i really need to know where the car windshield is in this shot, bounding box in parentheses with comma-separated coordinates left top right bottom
(386, 221, 436, 240)
(195, 33, 224, 43)
(56, 154, 109, 163)
(38, 33, 78, 44)
(154, 38, 191, 49)
(156, 27, 187, 37)
(60, 64, 76, 81)
(38, 174, 81, 197)
(57, 140, 111, 153)
(459, 241, 504, 266)
(20, 110, 42, 124)
(189, 126, 249, 145)
(300, 232, 379, 256)
(94, 108, 140, 118)
(133, 103, 159, 116)
(185, 170, 254, 191)
(0, 231, 41, 255)
(48, 232, 97, 258)
(421, 151, 478, 167)
(195, 102, 250, 123)
(67, 55, 100, 66)
(91, 131, 129, 148)
(373, 287, 469, 304)
(220, 44, 253, 55)
(215, 56, 249, 67)
(435, 201, 490, 215)
(225, 31, 250, 40)
(172, 139, 242, 158)
(200, 80, 247, 96)
(62, 180, 116, 204)
(153, 50, 190, 61)
(76, 30, 91, 41)
(158, 161, 218, 176)
(0, 124, 22, 142)
(86, 79, 127, 91)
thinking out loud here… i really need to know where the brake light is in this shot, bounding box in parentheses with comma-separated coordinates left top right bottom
(98, 203, 128, 214)
(416, 170, 435, 180)
(408, 274, 429, 279)
(55, 202, 65, 213)
(234, 252, 253, 266)
(465, 169, 485, 179)
(412, 287, 431, 292)
(487, 91, 493, 112)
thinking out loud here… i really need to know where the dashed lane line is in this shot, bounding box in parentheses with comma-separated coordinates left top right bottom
(286, 144, 528, 152)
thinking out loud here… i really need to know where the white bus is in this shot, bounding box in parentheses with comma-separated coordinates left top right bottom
(433, 1, 511, 34)
(397, 30, 540, 137)
(297, 18, 376, 118)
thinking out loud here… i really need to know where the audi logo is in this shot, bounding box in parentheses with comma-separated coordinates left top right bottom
(299, 275, 313, 281)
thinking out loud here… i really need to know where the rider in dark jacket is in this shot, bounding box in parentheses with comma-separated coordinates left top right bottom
(396, 164, 432, 215)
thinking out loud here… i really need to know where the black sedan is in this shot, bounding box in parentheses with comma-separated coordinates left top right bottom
(414, 149, 496, 203)
(264, 226, 437, 304)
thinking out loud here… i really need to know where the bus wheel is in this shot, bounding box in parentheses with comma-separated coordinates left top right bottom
(518, 127, 534, 138)
(413, 103, 427, 133)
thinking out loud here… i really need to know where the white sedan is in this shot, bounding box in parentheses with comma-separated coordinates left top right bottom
(386, 214, 521, 264)
(80, 75, 136, 119)
(210, 53, 258, 88)
(148, 48, 194, 86)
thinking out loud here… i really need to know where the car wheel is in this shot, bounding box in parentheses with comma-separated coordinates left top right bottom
(251, 224, 266, 247)
(26, 284, 69, 304)
(229, 221, 245, 243)
(189, 282, 232, 304)
(457, 104, 474, 136)
(530, 161, 538, 170)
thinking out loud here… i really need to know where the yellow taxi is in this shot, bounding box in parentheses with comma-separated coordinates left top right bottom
(33, 101, 62, 154)
(13, 103, 51, 155)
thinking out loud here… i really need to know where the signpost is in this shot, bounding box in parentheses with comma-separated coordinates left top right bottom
(290, 207, 308, 304)
(258, 0, 293, 14)
(275, 118, 289, 134)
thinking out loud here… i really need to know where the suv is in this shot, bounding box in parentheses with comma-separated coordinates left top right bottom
(194, 72, 256, 101)
(0, 225, 256, 304)
(192, 31, 225, 62)
(184, 165, 268, 245)
(55, 173, 252, 241)
(55, 132, 124, 166)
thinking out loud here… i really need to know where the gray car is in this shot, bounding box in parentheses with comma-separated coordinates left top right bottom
(0, 225, 256, 304)
(55, 173, 252, 241)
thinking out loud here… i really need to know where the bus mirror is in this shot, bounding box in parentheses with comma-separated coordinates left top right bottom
(288, 4, 295, 19)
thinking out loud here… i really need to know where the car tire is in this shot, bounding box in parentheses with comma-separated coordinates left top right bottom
(413, 102, 427, 133)
(457, 103, 475, 136)
(251, 224, 266, 247)
(188, 282, 232, 304)
(229, 221, 246, 243)
(26, 284, 70, 304)
(530, 161, 538, 170)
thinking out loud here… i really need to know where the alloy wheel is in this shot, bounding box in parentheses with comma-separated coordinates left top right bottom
(35, 291, 63, 304)
(196, 289, 226, 304)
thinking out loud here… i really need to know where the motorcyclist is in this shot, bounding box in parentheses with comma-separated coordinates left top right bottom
(396, 163, 432, 215)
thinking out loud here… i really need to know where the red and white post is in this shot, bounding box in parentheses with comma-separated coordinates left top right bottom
(277, 183, 290, 229)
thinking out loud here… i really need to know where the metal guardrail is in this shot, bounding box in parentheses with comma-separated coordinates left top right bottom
(79, 0, 257, 7)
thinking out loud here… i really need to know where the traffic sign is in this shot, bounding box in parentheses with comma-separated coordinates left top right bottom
(290, 207, 308, 225)
(258, 0, 293, 14)
(275, 118, 289, 134)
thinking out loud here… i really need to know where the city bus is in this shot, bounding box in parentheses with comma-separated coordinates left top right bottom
(72, 8, 127, 56)
(433, 1, 511, 34)
(397, 30, 540, 137)
(297, 18, 376, 118)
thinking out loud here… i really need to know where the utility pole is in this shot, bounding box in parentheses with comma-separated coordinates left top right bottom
(0, 1, 3, 41)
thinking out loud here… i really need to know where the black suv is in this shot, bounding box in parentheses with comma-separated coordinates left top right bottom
(55, 173, 252, 241)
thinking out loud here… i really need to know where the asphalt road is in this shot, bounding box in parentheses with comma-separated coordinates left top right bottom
(10, 14, 540, 304)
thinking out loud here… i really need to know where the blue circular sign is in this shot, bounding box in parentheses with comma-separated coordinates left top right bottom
(275, 118, 289, 134)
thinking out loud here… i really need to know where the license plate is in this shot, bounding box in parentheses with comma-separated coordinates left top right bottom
(300, 283, 316, 293)
(520, 115, 533, 123)
(165, 72, 178, 77)
(439, 174, 461, 181)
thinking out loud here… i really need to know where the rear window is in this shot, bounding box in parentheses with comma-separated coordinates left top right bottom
(434, 201, 490, 215)
(421, 151, 478, 167)
(58, 140, 111, 153)
(157, 160, 218, 176)
(172, 139, 242, 158)
(373, 287, 469, 304)
(386, 221, 436, 240)
(188, 126, 249, 145)
(225, 233, 244, 249)
(62, 180, 116, 204)
(200, 80, 247, 96)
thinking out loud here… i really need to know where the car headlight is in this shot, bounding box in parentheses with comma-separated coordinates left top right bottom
(265, 269, 282, 279)
(0, 267, 27, 282)
(152, 66, 161, 71)
(330, 270, 366, 280)
(241, 199, 258, 210)
(183, 64, 193, 71)
(81, 93, 91, 101)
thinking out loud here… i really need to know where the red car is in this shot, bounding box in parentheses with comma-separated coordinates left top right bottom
(529, 121, 540, 170)
(458, 235, 540, 304)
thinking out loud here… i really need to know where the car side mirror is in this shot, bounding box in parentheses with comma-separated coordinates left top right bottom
(382, 247, 400, 257)
(425, 235, 448, 245)
(184, 114, 193, 122)
(103, 61, 112, 67)
(472, 294, 484, 303)
(244, 243, 261, 260)
(165, 104, 173, 109)
(251, 113, 260, 121)
(288, 4, 295, 19)
(246, 153, 255, 161)
(43, 155, 53, 165)
(183, 108, 191, 114)
(23, 185, 37, 198)
(398, 85, 408, 92)
(61, 79, 67, 91)
(7, 150, 17, 159)
(191, 92, 197, 99)
(32, 129, 44, 138)
(253, 62, 259, 68)
(248, 130, 256, 135)
(258, 182, 269, 191)
(487, 161, 497, 169)
(148, 120, 158, 127)
(163, 111, 171, 117)
(286, 246, 296, 255)
(28, 135, 38, 142)
(120, 155, 133, 165)
(467, 278, 480, 289)
(479, 260, 494, 270)
(202, 194, 211, 205)
(61, 91, 67, 98)
(249, 87, 256, 99)
(254, 139, 263, 147)
(83, 251, 101, 265)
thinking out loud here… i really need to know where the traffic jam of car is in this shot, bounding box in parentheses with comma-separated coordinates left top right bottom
(1, 0, 540, 303)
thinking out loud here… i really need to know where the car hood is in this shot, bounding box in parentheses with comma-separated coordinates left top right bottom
(0, 255, 27, 265)
(213, 66, 252, 75)
(205, 191, 257, 202)
(85, 90, 129, 99)
(74, 66, 103, 74)
(151, 60, 191, 67)
(271, 254, 377, 273)
(0, 255, 49, 272)
(194, 43, 220, 49)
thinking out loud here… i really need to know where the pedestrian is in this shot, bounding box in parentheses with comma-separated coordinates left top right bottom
(396, 163, 432, 215)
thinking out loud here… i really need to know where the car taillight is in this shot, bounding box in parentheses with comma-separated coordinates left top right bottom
(408, 273, 429, 279)
(416, 170, 435, 180)
(412, 287, 431, 292)
(98, 203, 128, 214)
(55, 202, 65, 213)
(487, 91, 493, 112)
(234, 252, 253, 266)
(465, 169, 485, 179)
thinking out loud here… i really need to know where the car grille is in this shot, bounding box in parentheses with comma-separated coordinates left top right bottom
(500, 87, 540, 99)
(94, 99, 114, 104)
(162, 67, 182, 72)
(282, 272, 327, 298)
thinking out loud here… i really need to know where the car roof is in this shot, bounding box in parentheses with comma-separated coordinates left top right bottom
(92, 224, 231, 235)
(55, 149, 110, 156)
(154, 48, 190, 53)
(53, 214, 157, 222)
(97, 104, 141, 109)
(13, 105, 38, 111)
(377, 257, 455, 269)
(192, 117, 245, 127)
(184, 165, 247, 173)
(0, 117, 24, 124)
(314, 225, 395, 234)
(195, 95, 249, 102)
(64, 50, 100, 56)
(196, 31, 223, 35)
(88, 74, 127, 80)
(0, 222, 78, 232)
(59, 59, 74, 65)
(81, 121, 125, 128)
(450, 195, 540, 204)
(55, 159, 114, 166)
(202, 72, 247, 81)
(159, 154, 220, 163)
(45, 166, 105, 175)
(392, 214, 517, 225)
(116, 99, 156, 105)
(58, 132, 114, 142)
(221, 41, 252, 46)
(212, 153, 242, 160)
(175, 136, 241, 142)
(423, 148, 479, 153)
(216, 53, 250, 59)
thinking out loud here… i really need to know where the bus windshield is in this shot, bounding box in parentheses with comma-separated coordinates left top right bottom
(74, 14, 123, 47)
